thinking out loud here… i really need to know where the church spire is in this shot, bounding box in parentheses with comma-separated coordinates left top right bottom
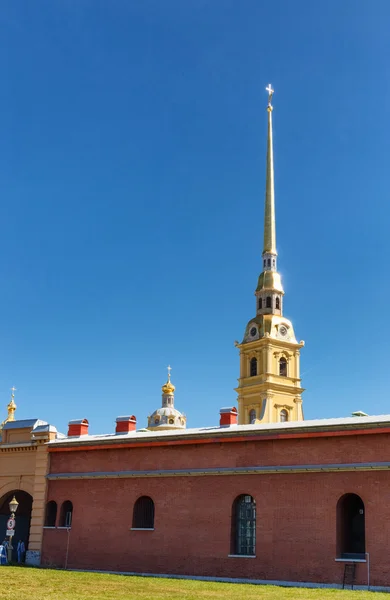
(263, 84, 276, 255)
(235, 85, 304, 425)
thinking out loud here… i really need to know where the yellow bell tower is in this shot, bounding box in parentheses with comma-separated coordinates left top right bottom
(236, 85, 304, 425)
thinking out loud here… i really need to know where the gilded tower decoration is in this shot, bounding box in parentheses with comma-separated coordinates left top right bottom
(0, 387, 17, 429)
(147, 366, 187, 431)
(235, 86, 304, 425)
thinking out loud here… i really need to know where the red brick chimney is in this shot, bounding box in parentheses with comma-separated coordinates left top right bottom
(67, 419, 89, 437)
(219, 407, 238, 427)
(115, 415, 137, 434)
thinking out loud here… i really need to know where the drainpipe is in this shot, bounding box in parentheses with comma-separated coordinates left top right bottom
(366, 552, 370, 590)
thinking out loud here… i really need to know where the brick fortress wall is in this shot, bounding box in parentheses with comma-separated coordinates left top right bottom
(41, 431, 390, 586)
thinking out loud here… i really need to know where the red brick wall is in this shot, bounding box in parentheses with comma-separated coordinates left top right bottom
(42, 433, 390, 586)
(48, 431, 390, 474)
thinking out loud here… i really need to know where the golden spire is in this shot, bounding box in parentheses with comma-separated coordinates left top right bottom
(7, 386, 17, 421)
(263, 84, 276, 255)
(161, 365, 175, 395)
(0, 386, 17, 429)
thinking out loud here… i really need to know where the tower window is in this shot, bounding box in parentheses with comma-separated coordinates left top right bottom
(250, 357, 257, 377)
(132, 496, 155, 529)
(272, 259, 275, 267)
(266, 296, 272, 308)
(263, 259, 266, 268)
(249, 409, 256, 424)
(276, 297, 280, 310)
(279, 357, 287, 377)
(280, 409, 288, 422)
(231, 495, 256, 556)
(267, 258, 271, 267)
(337, 494, 365, 559)
(258, 298, 262, 310)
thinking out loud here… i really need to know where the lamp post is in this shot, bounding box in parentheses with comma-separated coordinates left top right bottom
(7, 495, 19, 564)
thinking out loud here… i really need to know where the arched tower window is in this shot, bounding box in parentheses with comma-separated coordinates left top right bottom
(337, 494, 365, 559)
(59, 501, 73, 528)
(258, 298, 262, 310)
(249, 409, 256, 424)
(250, 357, 257, 377)
(263, 259, 266, 268)
(280, 409, 288, 422)
(275, 297, 280, 310)
(266, 296, 272, 308)
(44, 501, 57, 527)
(279, 357, 287, 377)
(231, 495, 256, 556)
(132, 496, 155, 529)
(267, 258, 271, 267)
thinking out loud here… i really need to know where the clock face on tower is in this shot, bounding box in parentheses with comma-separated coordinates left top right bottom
(279, 325, 288, 337)
(250, 327, 257, 337)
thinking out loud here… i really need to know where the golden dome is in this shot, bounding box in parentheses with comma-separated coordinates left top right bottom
(162, 365, 175, 395)
(256, 270, 284, 293)
(162, 379, 175, 395)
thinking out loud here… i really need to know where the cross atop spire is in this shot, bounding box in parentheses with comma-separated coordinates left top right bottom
(266, 83, 274, 108)
(167, 365, 172, 381)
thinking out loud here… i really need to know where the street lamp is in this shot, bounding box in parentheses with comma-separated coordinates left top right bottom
(9, 496, 19, 515)
(7, 496, 19, 563)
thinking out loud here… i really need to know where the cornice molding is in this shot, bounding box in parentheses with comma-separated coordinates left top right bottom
(47, 461, 390, 481)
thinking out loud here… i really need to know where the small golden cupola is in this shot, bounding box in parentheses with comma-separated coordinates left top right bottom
(147, 367, 187, 431)
(0, 387, 17, 429)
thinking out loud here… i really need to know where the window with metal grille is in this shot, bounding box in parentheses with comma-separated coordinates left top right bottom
(232, 495, 256, 556)
(132, 496, 155, 529)
(44, 501, 57, 527)
(59, 500, 73, 528)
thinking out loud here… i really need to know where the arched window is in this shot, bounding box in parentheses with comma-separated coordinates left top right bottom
(267, 258, 271, 267)
(231, 495, 256, 556)
(263, 259, 266, 268)
(280, 409, 288, 422)
(337, 494, 365, 559)
(266, 296, 272, 308)
(272, 259, 275, 268)
(249, 409, 256, 424)
(275, 297, 280, 310)
(258, 298, 262, 310)
(132, 496, 155, 529)
(250, 357, 257, 377)
(59, 501, 73, 528)
(279, 357, 287, 377)
(44, 501, 57, 527)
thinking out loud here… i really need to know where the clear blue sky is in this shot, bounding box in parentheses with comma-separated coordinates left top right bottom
(0, 0, 389, 434)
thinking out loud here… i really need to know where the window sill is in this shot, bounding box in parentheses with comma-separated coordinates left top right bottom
(43, 526, 56, 529)
(228, 554, 256, 558)
(335, 558, 366, 563)
(57, 527, 72, 530)
(130, 528, 154, 531)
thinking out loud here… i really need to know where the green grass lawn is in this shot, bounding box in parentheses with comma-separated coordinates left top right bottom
(0, 567, 386, 600)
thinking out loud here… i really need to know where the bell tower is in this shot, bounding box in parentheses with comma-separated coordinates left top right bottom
(235, 85, 304, 425)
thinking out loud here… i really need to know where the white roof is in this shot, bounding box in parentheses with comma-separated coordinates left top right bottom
(49, 413, 390, 446)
